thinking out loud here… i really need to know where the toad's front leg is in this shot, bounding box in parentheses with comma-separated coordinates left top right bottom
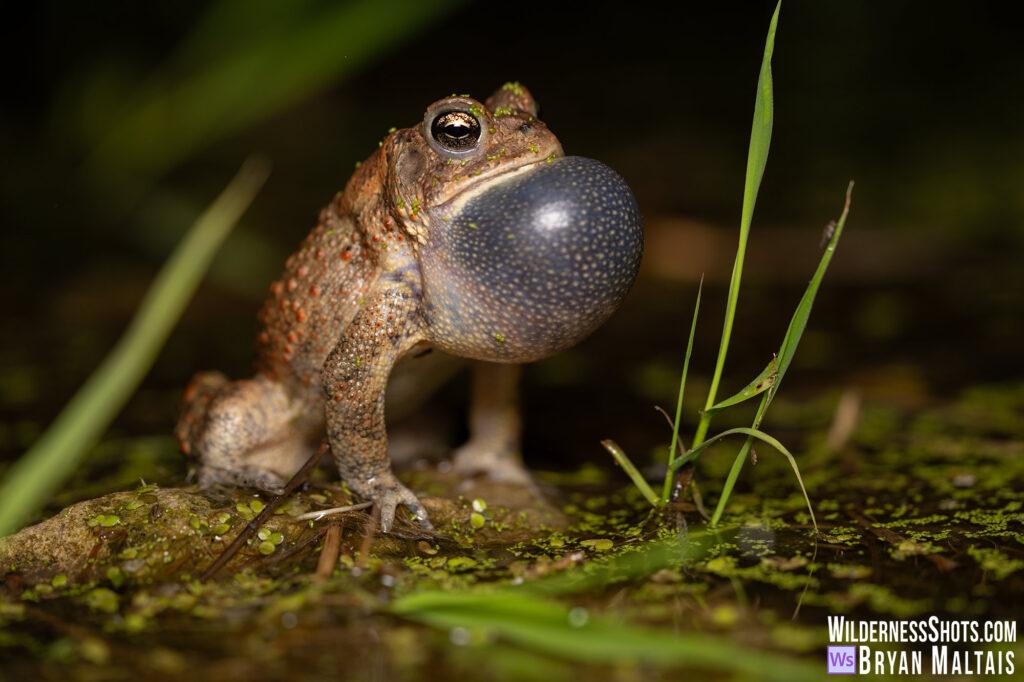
(321, 280, 430, 533)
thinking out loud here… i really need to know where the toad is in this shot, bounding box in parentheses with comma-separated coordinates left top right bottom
(176, 83, 643, 531)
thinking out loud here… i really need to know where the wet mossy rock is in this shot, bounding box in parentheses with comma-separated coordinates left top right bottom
(1, 487, 276, 584)
(1, 478, 568, 586)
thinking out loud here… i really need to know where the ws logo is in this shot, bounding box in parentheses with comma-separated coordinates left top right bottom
(828, 646, 856, 674)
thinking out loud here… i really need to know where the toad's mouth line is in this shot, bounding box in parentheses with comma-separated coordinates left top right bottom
(430, 151, 566, 217)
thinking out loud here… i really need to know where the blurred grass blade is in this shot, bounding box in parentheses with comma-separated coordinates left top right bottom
(705, 355, 777, 414)
(526, 534, 725, 598)
(691, 1, 780, 449)
(86, 0, 465, 187)
(661, 276, 703, 503)
(601, 440, 660, 507)
(670, 426, 816, 531)
(392, 589, 820, 680)
(0, 158, 270, 537)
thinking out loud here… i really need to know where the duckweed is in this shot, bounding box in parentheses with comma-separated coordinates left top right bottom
(2, 381, 1021, 680)
(85, 588, 119, 614)
(967, 547, 1023, 580)
(87, 513, 120, 528)
(446, 557, 478, 571)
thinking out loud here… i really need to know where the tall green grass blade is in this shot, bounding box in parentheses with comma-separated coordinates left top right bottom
(0, 158, 270, 537)
(392, 588, 820, 680)
(661, 277, 703, 503)
(767, 182, 854, 406)
(692, 1, 780, 450)
(705, 355, 777, 414)
(712, 436, 757, 527)
(705, 184, 852, 528)
(601, 440, 660, 508)
(670, 426, 816, 531)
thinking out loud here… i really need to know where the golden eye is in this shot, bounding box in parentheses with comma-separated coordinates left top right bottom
(430, 110, 481, 152)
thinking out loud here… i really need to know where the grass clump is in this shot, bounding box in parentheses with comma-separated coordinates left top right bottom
(605, 1, 851, 531)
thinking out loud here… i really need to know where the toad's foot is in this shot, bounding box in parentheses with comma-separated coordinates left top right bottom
(451, 439, 539, 494)
(197, 463, 287, 494)
(351, 471, 433, 533)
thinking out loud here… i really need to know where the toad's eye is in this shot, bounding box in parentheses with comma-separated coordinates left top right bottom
(430, 110, 481, 152)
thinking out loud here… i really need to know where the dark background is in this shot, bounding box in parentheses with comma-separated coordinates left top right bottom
(2, 0, 1023, 480)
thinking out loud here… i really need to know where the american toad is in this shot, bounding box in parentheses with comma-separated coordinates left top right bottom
(176, 83, 643, 531)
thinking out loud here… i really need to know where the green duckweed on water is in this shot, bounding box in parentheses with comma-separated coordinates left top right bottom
(0, 380, 1022, 680)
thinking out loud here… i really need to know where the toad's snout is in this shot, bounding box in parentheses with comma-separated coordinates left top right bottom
(421, 156, 644, 362)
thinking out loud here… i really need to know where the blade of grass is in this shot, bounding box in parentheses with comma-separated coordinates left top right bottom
(711, 437, 757, 527)
(704, 355, 777, 414)
(707, 183, 853, 527)
(392, 589, 821, 680)
(86, 0, 465, 191)
(767, 182, 854, 406)
(660, 276, 703, 503)
(669, 426, 816, 531)
(601, 440, 659, 508)
(0, 158, 270, 537)
(691, 0, 780, 451)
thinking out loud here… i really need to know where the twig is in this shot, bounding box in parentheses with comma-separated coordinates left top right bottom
(314, 522, 344, 583)
(847, 508, 957, 572)
(826, 388, 861, 453)
(292, 502, 372, 522)
(200, 442, 329, 581)
(354, 504, 379, 574)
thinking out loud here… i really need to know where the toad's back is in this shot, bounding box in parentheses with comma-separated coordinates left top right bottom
(253, 202, 376, 392)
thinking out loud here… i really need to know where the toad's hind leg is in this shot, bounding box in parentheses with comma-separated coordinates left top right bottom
(176, 371, 321, 493)
(451, 362, 536, 490)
